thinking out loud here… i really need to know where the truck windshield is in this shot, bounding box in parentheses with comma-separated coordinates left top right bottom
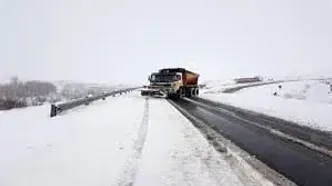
(150, 75, 178, 82)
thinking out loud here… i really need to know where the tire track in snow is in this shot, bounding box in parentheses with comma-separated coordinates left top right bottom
(115, 98, 149, 186)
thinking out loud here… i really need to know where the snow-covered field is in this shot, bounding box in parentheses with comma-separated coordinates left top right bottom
(202, 79, 332, 132)
(0, 91, 264, 186)
(202, 79, 277, 94)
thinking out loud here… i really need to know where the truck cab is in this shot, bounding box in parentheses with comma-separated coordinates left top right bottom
(149, 72, 182, 94)
(142, 68, 199, 99)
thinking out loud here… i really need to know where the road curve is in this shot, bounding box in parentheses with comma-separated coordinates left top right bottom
(170, 98, 332, 186)
(192, 97, 332, 151)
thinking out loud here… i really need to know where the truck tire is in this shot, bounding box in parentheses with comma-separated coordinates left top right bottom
(180, 87, 186, 98)
(191, 88, 196, 97)
(185, 87, 192, 98)
(195, 88, 199, 96)
(174, 87, 184, 99)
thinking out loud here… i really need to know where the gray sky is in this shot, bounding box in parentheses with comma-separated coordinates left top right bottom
(1, 0, 332, 84)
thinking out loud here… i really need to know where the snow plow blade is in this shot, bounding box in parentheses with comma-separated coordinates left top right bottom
(141, 89, 167, 98)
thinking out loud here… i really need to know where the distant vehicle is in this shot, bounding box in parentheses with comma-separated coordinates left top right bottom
(141, 68, 199, 99)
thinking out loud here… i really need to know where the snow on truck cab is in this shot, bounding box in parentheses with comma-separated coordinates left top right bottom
(141, 68, 199, 99)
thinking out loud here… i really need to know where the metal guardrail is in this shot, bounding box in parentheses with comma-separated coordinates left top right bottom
(50, 88, 137, 117)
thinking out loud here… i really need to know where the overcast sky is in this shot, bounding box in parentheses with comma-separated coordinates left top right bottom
(1, 0, 332, 84)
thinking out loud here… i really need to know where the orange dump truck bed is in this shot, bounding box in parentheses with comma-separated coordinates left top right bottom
(182, 70, 199, 86)
(158, 68, 199, 86)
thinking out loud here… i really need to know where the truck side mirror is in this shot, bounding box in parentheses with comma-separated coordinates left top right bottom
(148, 75, 151, 81)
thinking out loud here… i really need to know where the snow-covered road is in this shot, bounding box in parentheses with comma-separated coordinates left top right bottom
(0, 91, 255, 186)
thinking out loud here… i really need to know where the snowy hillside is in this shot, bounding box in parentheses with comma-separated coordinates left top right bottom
(273, 80, 332, 104)
(53, 81, 120, 98)
(202, 79, 332, 132)
(54, 81, 132, 92)
(202, 78, 277, 94)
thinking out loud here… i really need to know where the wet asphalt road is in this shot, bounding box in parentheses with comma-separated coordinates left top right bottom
(172, 98, 332, 186)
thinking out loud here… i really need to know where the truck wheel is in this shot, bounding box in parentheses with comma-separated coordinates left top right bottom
(195, 88, 199, 96)
(191, 88, 196, 97)
(175, 88, 184, 99)
(180, 87, 186, 98)
(185, 88, 192, 98)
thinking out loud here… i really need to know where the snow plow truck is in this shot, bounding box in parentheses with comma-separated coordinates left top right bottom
(141, 68, 199, 99)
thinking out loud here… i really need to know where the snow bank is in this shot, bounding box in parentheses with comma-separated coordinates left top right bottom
(202, 80, 332, 132)
(0, 93, 145, 186)
(273, 80, 332, 104)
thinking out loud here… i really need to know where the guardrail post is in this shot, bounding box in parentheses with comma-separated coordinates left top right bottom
(50, 104, 57, 117)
